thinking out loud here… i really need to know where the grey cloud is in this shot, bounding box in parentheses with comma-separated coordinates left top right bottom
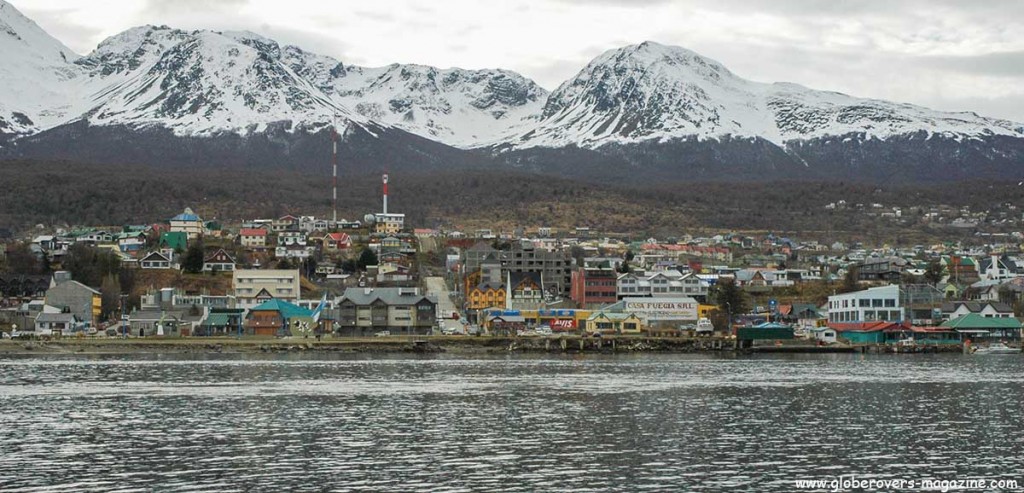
(143, 0, 248, 15)
(922, 51, 1024, 78)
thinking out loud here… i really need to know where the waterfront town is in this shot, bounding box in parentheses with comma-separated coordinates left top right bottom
(0, 174, 1022, 351)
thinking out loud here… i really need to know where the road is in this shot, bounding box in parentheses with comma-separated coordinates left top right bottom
(424, 276, 463, 333)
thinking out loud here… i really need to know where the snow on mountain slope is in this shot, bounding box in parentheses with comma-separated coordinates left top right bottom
(330, 64, 546, 147)
(70, 27, 361, 136)
(506, 41, 1024, 150)
(59, 23, 546, 145)
(0, 0, 82, 137)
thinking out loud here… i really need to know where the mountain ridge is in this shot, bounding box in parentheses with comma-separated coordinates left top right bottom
(1, 0, 1023, 183)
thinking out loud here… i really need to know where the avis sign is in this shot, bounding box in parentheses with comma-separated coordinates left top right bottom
(622, 297, 699, 321)
(550, 319, 576, 330)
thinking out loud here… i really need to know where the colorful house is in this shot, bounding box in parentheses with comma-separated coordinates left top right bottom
(468, 282, 506, 310)
(159, 231, 188, 252)
(940, 313, 1022, 342)
(169, 208, 205, 239)
(585, 312, 643, 335)
(243, 299, 314, 337)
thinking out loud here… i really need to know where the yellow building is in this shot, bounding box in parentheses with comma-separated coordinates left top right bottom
(586, 312, 644, 335)
(482, 308, 593, 332)
(699, 304, 717, 319)
(468, 283, 506, 310)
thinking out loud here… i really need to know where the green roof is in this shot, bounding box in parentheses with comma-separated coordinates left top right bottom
(940, 313, 1021, 330)
(159, 232, 188, 251)
(202, 313, 231, 326)
(250, 299, 313, 319)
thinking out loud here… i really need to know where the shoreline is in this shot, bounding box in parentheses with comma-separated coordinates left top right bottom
(0, 335, 978, 356)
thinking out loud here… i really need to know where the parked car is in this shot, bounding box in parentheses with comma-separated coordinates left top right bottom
(375, 330, 391, 337)
(535, 326, 553, 336)
(695, 318, 714, 335)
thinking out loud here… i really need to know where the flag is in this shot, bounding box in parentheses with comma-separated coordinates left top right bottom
(312, 293, 328, 323)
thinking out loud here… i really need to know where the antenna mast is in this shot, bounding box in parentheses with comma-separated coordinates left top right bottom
(332, 116, 338, 224)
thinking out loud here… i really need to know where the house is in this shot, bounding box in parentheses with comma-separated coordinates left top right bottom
(322, 232, 352, 252)
(586, 312, 643, 335)
(942, 301, 1015, 321)
(811, 327, 838, 344)
(34, 312, 80, 337)
(507, 272, 544, 310)
(140, 251, 174, 270)
(202, 249, 236, 272)
(278, 231, 307, 247)
(827, 285, 903, 324)
(940, 313, 1021, 342)
(232, 269, 301, 308)
(238, 228, 268, 248)
(373, 213, 405, 235)
(377, 263, 412, 283)
(0, 274, 51, 298)
(114, 231, 147, 253)
(468, 282, 506, 311)
(272, 215, 299, 232)
(275, 245, 313, 259)
(169, 208, 205, 239)
(978, 254, 1019, 281)
(334, 287, 437, 336)
(570, 263, 618, 308)
(855, 257, 907, 282)
(243, 299, 314, 337)
(44, 275, 101, 327)
(159, 231, 188, 253)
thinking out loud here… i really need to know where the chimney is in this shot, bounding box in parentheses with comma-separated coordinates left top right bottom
(382, 173, 389, 215)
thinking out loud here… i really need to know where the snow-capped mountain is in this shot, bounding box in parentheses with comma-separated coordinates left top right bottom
(2, 0, 1023, 182)
(0, 0, 81, 138)
(331, 64, 546, 147)
(504, 41, 1024, 150)
(71, 26, 360, 136)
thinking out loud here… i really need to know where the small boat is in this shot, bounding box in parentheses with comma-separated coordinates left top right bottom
(971, 343, 1020, 355)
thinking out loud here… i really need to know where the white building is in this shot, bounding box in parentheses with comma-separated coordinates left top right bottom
(373, 213, 405, 235)
(232, 269, 301, 309)
(827, 285, 903, 323)
(169, 208, 205, 240)
(616, 270, 709, 300)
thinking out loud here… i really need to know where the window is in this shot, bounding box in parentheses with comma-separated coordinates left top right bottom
(872, 299, 883, 307)
(859, 299, 870, 307)
(884, 299, 895, 307)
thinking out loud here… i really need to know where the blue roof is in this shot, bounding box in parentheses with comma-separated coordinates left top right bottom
(172, 213, 200, 221)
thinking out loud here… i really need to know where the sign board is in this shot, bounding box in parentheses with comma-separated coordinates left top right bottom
(622, 297, 699, 321)
(550, 319, 576, 330)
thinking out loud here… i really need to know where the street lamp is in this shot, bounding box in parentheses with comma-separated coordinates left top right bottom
(725, 301, 733, 336)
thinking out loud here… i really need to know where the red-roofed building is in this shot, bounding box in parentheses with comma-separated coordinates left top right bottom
(322, 232, 352, 251)
(239, 228, 268, 248)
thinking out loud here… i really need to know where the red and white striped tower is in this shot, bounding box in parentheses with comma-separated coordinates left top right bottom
(382, 173, 389, 214)
(331, 124, 338, 223)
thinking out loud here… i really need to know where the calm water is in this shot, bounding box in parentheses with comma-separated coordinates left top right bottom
(0, 353, 1022, 492)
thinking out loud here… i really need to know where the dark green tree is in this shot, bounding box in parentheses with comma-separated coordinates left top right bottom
(924, 260, 944, 285)
(182, 243, 205, 274)
(100, 274, 121, 321)
(63, 243, 121, 287)
(357, 247, 379, 270)
(1, 242, 44, 275)
(839, 266, 861, 294)
(715, 279, 748, 316)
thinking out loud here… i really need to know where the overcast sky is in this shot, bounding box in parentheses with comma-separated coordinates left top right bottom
(12, 0, 1024, 122)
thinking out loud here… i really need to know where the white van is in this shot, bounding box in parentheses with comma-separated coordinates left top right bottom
(695, 318, 714, 335)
